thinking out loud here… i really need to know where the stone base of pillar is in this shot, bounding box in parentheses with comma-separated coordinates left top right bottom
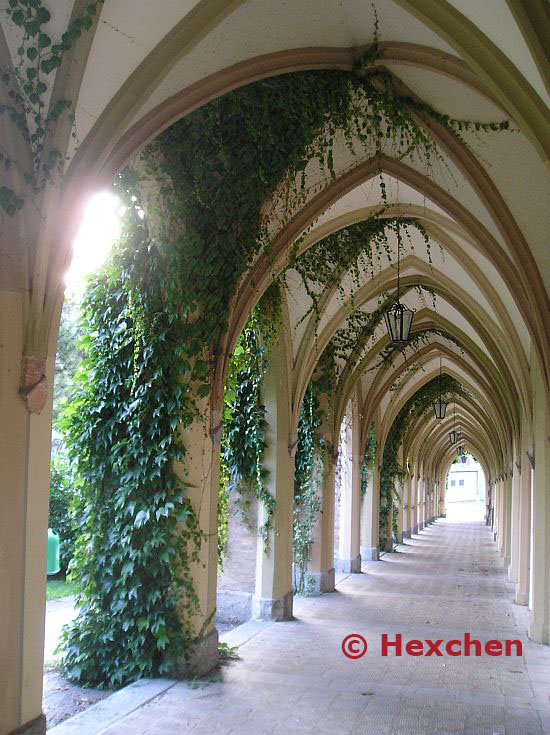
(493, 532, 497, 541)
(216, 590, 252, 623)
(439, 513, 446, 518)
(516, 589, 529, 606)
(360, 546, 379, 561)
(412, 524, 418, 535)
(400, 531, 411, 542)
(252, 591, 293, 621)
(174, 628, 219, 678)
(418, 521, 424, 531)
(337, 554, 362, 573)
(9, 714, 46, 735)
(308, 568, 335, 594)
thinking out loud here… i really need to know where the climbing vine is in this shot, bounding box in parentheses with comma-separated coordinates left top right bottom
(60, 191, 205, 688)
(290, 217, 432, 330)
(55, 18, 507, 688)
(379, 374, 467, 550)
(0, 0, 102, 213)
(360, 423, 377, 498)
(221, 282, 282, 553)
(292, 384, 325, 595)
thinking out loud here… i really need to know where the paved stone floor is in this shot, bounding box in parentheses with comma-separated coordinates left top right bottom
(100, 519, 550, 734)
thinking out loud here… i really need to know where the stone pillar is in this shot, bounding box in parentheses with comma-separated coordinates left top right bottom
(516, 428, 532, 605)
(529, 354, 550, 644)
(493, 478, 502, 550)
(509, 457, 521, 583)
(410, 472, 418, 533)
(502, 474, 513, 566)
(360, 461, 380, 560)
(401, 474, 411, 540)
(308, 393, 336, 594)
(176, 397, 221, 675)
(338, 400, 361, 572)
(418, 474, 425, 529)
(253, 334, 294, 620)
(0, 292, 53, 735)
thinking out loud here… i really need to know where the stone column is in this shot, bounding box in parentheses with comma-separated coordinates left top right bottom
(503, 474, 513, 566)
(308, 392, 336, 594)
(529, 354, 550, 644)
(508, 457, 521, 583)
(176, 396, 221, 675)
(338, 400, 361, 572)
(410, 472, 418, 533)
(253, 334, 294, 621)
(360, 461, 380, 560)
(0, 292, 54, 735)
(401, 474, 411, 540)
(516, 425, 532, 605)
(418, 473, 425, 530)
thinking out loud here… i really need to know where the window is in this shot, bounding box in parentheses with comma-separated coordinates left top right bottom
(459, 479, 464, 486)
(450, 480, 456, 486)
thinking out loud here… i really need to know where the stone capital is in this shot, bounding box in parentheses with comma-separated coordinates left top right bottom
(20, 355, 48, 414)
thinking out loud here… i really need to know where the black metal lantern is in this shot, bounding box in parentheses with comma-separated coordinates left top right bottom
(384, 229, 414, 345)
(384, 302, 414, 345)
(433, 357, 447, 419)
(458, 446, 464, 457)
(434, 397, 447, 419)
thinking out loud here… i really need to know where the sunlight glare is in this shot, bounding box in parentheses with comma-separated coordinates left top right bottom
(65, 192, 122, 291)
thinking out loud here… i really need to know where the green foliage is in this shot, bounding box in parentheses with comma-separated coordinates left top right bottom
(293, 384, 323, 595)
(0, 1, 103, 212)
(59, 198, 204, 689)
(291, 217, 431, 329)
(221, 283, 282, 551)
(48, 454, 77, 573)
(53, 295, 83, 425)
(53, 35, 506, 688)
(379, 374, 467, 550)
(360, 423, 377, 499)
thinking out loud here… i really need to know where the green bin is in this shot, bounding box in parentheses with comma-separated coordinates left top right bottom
(47, 528, 60, 576)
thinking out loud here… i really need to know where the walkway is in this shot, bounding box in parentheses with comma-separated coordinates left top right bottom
(97, 520, 550, 734)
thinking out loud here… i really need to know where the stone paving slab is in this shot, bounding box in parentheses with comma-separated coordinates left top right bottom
(97, 520, 550, 735)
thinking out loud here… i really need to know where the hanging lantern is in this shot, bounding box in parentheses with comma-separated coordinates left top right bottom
(384, 302, 414, 345)
(434, 397, 447, 419)
(449, 402, 457, 444)
(433, 357, 447, 419)
(458, 446, 464, 457)
(384, 226, 414, 345)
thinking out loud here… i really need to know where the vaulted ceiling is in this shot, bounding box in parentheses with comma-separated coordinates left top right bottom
(2, 0, 548, 481)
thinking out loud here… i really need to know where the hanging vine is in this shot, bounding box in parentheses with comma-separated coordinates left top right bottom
(59, 190, 205, 688)
(0, 0, 102, 213)
(221, 282, 282, 553)
(292, 384, 325, 595)
(57, 20, 508, 688)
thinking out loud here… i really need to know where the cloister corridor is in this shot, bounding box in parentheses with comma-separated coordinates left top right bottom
(87, 519, 550, 735)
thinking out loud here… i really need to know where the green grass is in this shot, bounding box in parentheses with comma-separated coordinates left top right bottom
(46, 578, 78, 601)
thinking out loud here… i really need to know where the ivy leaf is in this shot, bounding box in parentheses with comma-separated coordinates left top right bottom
(134, 509, 149, 528)
(11, 10, 24, 26)
(26, 46, 38, 61)
(38, 33, 52, 49)
(41, 56, 60, 74)
(36, 7, 51, 24)
(24, 20, 40, 36)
